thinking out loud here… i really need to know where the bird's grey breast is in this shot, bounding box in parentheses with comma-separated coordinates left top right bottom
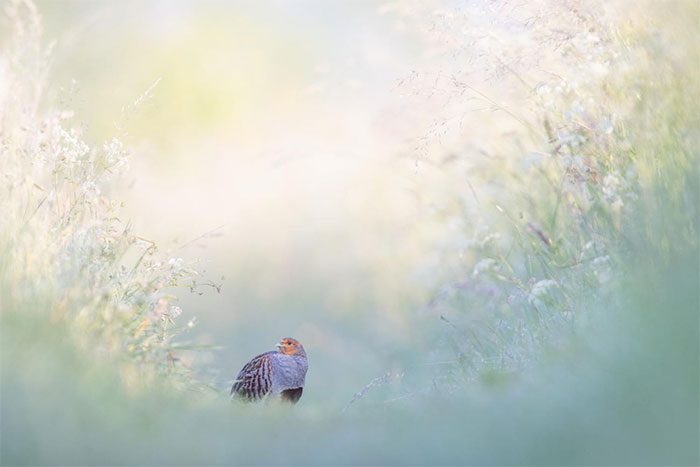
(270, 353, 308, 393)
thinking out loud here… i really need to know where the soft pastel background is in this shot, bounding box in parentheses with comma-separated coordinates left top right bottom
(1, 0, 698, 464)
(39, 0, 443, 406)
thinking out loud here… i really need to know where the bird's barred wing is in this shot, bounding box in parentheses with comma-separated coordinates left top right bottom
(231, 352, 274, 400)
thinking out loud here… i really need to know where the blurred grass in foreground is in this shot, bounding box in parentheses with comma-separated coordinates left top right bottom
(2, 249, 697, 464)
(1, 0, 699, 464)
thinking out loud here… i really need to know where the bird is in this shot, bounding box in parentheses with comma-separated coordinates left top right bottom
(230, 337, 308, 404)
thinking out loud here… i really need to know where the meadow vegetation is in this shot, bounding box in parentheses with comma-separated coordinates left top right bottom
(1, 0, 698, 464)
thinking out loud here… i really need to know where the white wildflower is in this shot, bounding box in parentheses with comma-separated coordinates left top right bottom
(568, 100, 585, 118)
(586, 33, 600, 44)
(536, 84, 551, 95)
(169, 306, 182, 319)
(592, 255, 613, 284)
(556, 129, 585, 148)
(602, 173, 620, 200)
(598, 115, 615, 135)
(611, 198, 624, 212)
(473, 258, 498, 277)
(103, 137, 130, 171)
(81, 180, 100, 200)
(528, 279, 558, 305)
(55, 126, 89, 164)
(168, 257, 185, 273)
(479, 233, 501, 248)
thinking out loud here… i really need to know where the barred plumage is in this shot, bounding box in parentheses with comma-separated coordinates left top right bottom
(230, 337, 308, 404)
(231, 352, 274, 400)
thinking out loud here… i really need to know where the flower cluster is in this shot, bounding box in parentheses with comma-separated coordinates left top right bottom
(397, 0, 656, 383)
(0, 2, 202, 391)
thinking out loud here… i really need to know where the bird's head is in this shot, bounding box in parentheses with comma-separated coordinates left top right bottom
(276, 337, 305, 356)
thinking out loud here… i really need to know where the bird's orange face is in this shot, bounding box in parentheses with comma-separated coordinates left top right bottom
(276, 337, 303, 356)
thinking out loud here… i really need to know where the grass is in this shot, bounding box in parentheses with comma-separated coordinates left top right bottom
(1, 0, 698, 464)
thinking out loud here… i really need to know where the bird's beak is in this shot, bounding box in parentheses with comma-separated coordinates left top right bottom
(275, 343, 282, 349)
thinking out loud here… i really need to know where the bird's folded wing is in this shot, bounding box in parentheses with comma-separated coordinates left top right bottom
(231, 352, 274, 399)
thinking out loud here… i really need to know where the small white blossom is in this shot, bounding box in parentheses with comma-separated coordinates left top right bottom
(602, 173, 620, 200)
(169, 306, 182, 319)
(536, 84, 551, 95)
(473, 258, 498, 277)
(168, 257, 185, 272)
(55, 126, 90, 164)
(600, 117, 614, 135)
(479, 233, 501, 248)
(592, 256, 613, 284)
(81, 181, 100, 200)
(528, 279, 558, 305)
(103, 137, 130, 171)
